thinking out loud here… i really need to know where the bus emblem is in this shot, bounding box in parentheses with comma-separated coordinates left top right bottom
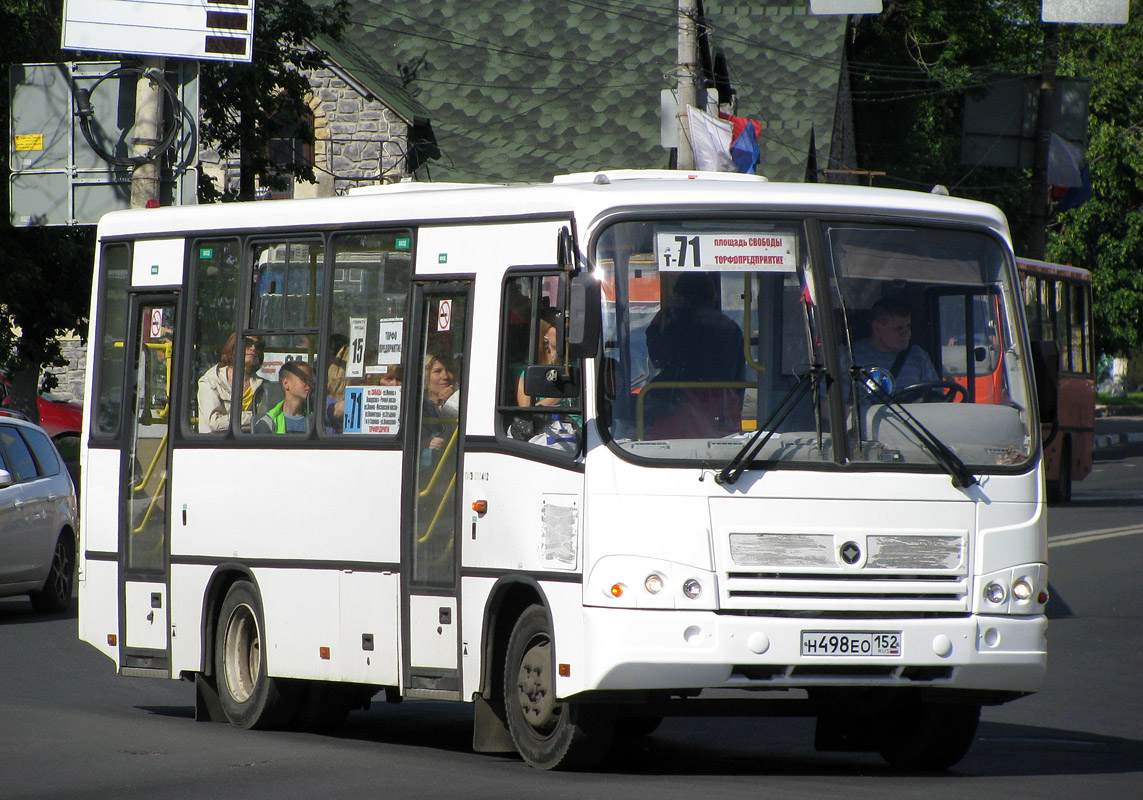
(839, 541, 862, 565)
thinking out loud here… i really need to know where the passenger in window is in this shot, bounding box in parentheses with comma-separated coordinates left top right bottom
(644, 273, 744, 436)
(515, 318, 566, 408)
(255, 360, 314, 434)
(422, 354, 457, 455)
(379, 365, 403, 386)
(323, 344, 349, 434)
(197, 334, 266, 433)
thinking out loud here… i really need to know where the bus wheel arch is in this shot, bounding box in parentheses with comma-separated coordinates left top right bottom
(502, 603, 616, 770)
(211, 576, 298, 730)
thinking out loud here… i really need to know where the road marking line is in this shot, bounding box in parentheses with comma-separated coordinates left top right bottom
(1049, 524, 1143, 548)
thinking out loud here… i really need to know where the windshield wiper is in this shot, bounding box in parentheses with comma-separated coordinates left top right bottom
(853, 367, 978, 489)
(716, 364, 824, 485)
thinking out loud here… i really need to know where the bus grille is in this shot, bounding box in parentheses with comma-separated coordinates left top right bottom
(720, 531, 970, 613)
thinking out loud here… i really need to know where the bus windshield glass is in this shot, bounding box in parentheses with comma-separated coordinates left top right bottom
(596, 218, 1036, 472)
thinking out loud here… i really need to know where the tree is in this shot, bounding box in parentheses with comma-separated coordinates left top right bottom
(1047, 8, 1143, 356)
(848, 0, 1045, 252)
(1, 1, 95, 420)
(198, 0, 348, 202)
(849, 0, 1143, 357)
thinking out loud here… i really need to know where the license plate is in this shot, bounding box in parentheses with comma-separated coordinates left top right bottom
(800, 631, 902, 657)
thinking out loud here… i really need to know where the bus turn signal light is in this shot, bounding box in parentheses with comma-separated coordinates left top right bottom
(610, 583, 626, 598)
(472, 500, 488, 515)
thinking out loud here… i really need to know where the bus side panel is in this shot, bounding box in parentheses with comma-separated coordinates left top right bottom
(78, 447, 123, 663)
(169, 448, 402, 564)
(462, 452, 583, 573)
(78, 558, 120, 665)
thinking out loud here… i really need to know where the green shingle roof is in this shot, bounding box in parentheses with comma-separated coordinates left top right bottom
(338, 1, 847, 183)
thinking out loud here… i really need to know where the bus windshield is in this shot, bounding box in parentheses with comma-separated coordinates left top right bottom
(596, 218, 1036, 472)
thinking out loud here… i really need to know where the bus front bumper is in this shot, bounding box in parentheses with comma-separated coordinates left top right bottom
(575, 607, 1047, 697)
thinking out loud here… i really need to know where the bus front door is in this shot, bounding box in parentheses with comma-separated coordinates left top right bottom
(403, 281, 471, 698)
(120, 295, 177, 676)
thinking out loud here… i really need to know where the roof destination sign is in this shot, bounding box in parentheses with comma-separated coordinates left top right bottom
(62, 0, 256, 63)
(654, 231, 797, 272)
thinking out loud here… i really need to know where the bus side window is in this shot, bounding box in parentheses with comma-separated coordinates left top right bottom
(241, 240, 324, 437)
(187, 239, 241, 435)
(324, 231, 412, 436)
(498, 273, 580, 452)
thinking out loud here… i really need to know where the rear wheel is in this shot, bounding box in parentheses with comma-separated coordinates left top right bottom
(214, 580, 297, 729)
(876, 701, 980, 771)
(503, 606, 615, 770)
(30, 531, 74, 614)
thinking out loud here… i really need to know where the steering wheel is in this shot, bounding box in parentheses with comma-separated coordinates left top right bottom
(890, 379, 967, 404)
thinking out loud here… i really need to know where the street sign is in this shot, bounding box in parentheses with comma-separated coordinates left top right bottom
(1042, 0, 1129, 24)
(62, 0, 256, 63)
(8, 61, 199, 226)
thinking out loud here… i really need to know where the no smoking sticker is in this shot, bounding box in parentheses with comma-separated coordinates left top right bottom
(437, 299, 452, 332)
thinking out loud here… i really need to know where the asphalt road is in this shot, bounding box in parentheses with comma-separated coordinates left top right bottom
(2, 440, 1140, 799)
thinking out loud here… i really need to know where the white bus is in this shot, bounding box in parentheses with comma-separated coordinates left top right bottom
(79, 170, 1055, 771)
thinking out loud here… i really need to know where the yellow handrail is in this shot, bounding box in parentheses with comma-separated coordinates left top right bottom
(635, 381, 754, 439)
(417, 425, 458, 498)
(417, 473, 457, 546)
(132, 473, 167, 534)
(132, 429, 169, 491)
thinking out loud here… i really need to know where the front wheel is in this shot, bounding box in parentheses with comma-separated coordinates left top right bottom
(214, 580, 297, 729)
(30, 531, 74, 614)
(503, 606, 615, 770)
(876, 702, 980, 771)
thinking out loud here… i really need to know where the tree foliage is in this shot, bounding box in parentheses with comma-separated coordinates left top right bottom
(1046, 9, 1143, 355)
(198, 0, 348, 202)
(851, 0, 1143, 356)
(848, 0, 1045, 250)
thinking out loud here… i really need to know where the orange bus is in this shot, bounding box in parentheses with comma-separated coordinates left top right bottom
(1017, 258, 1095, 503)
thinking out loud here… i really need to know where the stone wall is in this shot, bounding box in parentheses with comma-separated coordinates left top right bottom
(200, 66, 413, 199)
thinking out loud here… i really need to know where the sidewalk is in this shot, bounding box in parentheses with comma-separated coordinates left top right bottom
(1094, 406, 1143, 449)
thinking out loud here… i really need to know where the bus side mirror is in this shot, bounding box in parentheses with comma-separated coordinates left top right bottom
(0, 469, 12, 489)
(1030, 339, 1060, 423)
(566, 271, 601, 358)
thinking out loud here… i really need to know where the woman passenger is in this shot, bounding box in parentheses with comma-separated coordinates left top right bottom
(197, 333, 265, 433)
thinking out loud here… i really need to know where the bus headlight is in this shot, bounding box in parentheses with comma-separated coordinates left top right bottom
(644, 574, 664, 595)
(1011, 578, 1033, 601)
(984, 582, 1007, 604)
(682, 579, 703, 600)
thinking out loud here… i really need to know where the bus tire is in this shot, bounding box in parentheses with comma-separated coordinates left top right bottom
(503, 605, 615, 770)
(876, 701, 980, 772)
(1048, 439, 1073, 504)
(214, 580, 297, 730)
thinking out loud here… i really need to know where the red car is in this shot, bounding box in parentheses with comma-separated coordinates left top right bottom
(0, 371, 83, 442)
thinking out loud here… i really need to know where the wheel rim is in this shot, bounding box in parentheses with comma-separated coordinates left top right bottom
(514, 633, 560, 737)
(222, 603, 260, 704)
(47, 539, 72, 604)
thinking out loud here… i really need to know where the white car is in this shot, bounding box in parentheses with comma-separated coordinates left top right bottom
(0, 416, 79, 613)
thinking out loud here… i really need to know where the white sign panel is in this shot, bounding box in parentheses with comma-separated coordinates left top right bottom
(62, 0, 256, 63)
(654, 232, 797, 272)
(347, 317, 367, 379)
(809, 0, 885, 14)
(362, 386, 401, 435)
(1042, 0, 1129, 23)
(377, 318, 403, 365)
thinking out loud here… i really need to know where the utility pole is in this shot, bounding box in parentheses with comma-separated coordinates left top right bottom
(130, 56, 166, 209)
(676, 0, 700, 170)
(1027, 24, 1058, 260)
